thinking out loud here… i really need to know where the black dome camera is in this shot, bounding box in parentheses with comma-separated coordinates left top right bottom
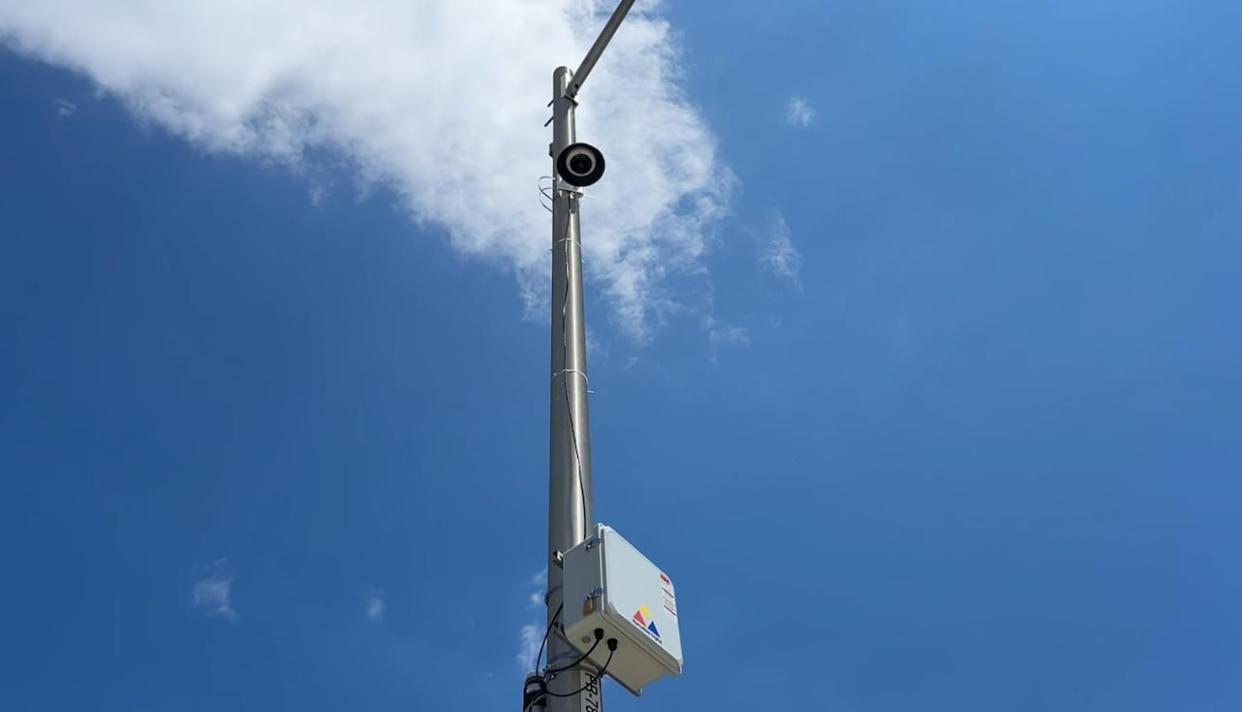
(556, 142, 606, 187)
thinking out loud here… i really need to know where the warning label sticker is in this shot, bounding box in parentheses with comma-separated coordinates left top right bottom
(660, 572, 677, 618)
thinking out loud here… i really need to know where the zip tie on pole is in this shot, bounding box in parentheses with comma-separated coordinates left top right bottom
(552, 368, 589, 384)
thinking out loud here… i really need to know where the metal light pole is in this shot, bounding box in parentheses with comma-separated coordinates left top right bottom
(543, 3, 637, 712)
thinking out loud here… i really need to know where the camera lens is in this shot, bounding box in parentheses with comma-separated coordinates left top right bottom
(556, 142, 605, 187)
(569, 154, 594, 175)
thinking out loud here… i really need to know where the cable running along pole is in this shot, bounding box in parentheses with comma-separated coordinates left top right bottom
(540, 3, 638, 712)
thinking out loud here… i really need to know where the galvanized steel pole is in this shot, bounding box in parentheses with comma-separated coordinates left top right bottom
(542, 5, 637, 711)
(545, 64, 600, 712)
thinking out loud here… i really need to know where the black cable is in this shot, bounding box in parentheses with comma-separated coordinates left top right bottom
(557, 195, 589, 540)
(544, 639, 600, 676)
(544, 629, 604, 676)
(533, 603, 563, 675)
(544, 645, 616, 699)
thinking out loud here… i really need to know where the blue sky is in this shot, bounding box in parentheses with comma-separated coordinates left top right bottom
(2, 1, 1241, 710)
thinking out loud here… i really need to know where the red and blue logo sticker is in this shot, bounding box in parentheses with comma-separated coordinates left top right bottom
(632, 604, 661, 640)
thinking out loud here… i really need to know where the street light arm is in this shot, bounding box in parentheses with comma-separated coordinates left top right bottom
(565, 0, 638, 99)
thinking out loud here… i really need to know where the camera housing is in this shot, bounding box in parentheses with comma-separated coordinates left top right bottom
(556, 142, 606, 187)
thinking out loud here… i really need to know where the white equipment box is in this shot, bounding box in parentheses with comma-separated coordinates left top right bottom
(560, 524, 683, 695)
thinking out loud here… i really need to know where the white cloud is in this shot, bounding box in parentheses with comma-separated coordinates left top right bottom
(0, 0, 731, 341)
(784, 96, 816, 128)
(54, 97, 76, 117)
(363, 587, 385, 621)
(517, 568, 547, 670)
(760, 211, 803, 287)
(527, 568, 546, 608)
(705, 316, 749, 362)
(517, 623, 543, 671)
(191, 561, 237, 621)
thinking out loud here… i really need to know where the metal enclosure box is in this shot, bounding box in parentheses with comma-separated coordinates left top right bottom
(560, 524, 682, 695)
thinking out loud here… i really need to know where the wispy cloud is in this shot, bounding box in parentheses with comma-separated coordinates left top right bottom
(528, 569, 546, 608)
(517, 568, 547, 670)
(705, 316, 750, 362)
(0, 1, 732, 342)
(784, 96, 816, 128)
(363, 587, 385, 621)
(760, 212, 804, 288)
(517, 623, 543, 671)
(53, 97, 76, 117)
(191, 560, 237, 622)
